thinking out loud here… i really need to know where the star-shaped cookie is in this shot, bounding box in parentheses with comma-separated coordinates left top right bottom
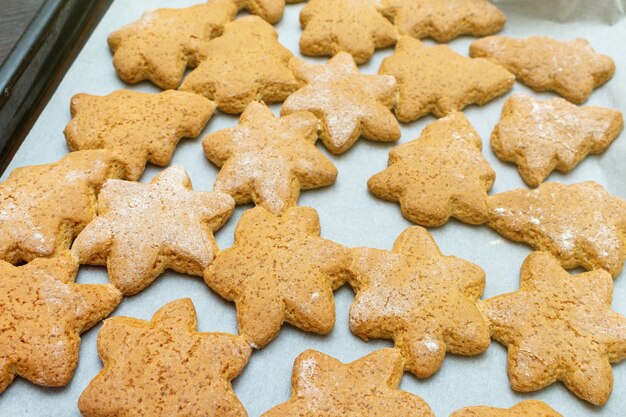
(108, 0, 237, 89)
(299, 0, 398, 64)
(350, 227, 490, 378)
(470, 36, 616, 104)
(0, 150, 124, 265)
(380, 36, 514, 122)
(78, 298, 251, 417)
(65, 90, 216, 181)
(491, 93, 624, 187)
(0, 251, 122, 394)
(179, 16, 300, 114)
(233, 0, 305, 24)
(202, 102, 336, 214)
(487, 181, 626, 277)
(368, 112, 496, 227)
(204, 206, 351, 348)
(261, 349, 435, 417)
(72, 166, 235, 296)
(451, 400, 563, 417)
(479, 251, 626, 405)
(380, 0, 506, 42)
(281, 53, 400, 154)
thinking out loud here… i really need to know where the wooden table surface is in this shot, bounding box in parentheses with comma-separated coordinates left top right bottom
(0, 0, 46, 65)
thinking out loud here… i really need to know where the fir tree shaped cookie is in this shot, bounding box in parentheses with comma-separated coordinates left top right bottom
(108, 0, 237, 89)
(79, 299, 251, 417)
(179, 16, 300, 114)
(281, 53, 400, 154)
(65, 90, 215, 181)
(0, 252, 121, 393)
(261, 349, 435, 417)
(451, 401, 563, 417)
(350, 227, 490, 378)
(202, 102, 336, 214)
(72, 166, 235, 296)
(380, 36, 514, 122)
(479, 251, 626, 405)
(204, 206, 351, 348)
(369, 112, 495, 227)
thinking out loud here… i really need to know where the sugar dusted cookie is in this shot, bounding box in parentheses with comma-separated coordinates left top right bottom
(72, 166, 234, 296)
(380, 0, 506, 42)
(350, 227, 490, 378)
(203, 102, 336, 214)
(299, 0, 398, 64)
(261, 349, 435, 417)
(451, 400, 563, 417)
(491, 94, 623, 187)
(380, 36, 514, 122)
(470, 36, 616, 104)
(179, 16, 300, 114)
(204, 206, 351, 348)
(65, 90, 215, 181)
(479, 251, 626, 405)
(108, 0, 237, 89)
(0, 151, 124, 265)
(79, 299, 251, 417)
(281, 53, 400, 154)
(487, 181, 626, 277)
(0, 252, 121, 393)
(369, 112, 495, 227)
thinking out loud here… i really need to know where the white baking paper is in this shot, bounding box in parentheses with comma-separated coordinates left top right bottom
(1, 1, 625, 416)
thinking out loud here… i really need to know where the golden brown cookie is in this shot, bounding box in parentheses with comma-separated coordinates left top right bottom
(281, 53, 400, 154)
(78, 298, 251, 417)
(380, 0, 506, 42)
(349, 227, 490, 378)
(491, 94, 624, 187)
(108, 0, 237, 89)
(451, 400, 563, 417)
(0, 151, 124, 265)
(202, 102, 336, 214)
(179, 16, 300, 114)
(487, 181, 626, 277)
(261, 349, 435, 417)
(65, 90, 215, 181)
(299, 0, 398, 64)
(72, 166, 235, 296)
(232, 0, 302, 24)
(479, 251, 626, 405)
(0, 252, 121, 394)
(368, 112, 495, 227)
(380, 36, 514, 122)
(470, 36, 616, 104)
(204, 206, 351, 348)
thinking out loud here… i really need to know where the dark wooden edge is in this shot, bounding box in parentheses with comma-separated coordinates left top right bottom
(0, 0, 113, 174)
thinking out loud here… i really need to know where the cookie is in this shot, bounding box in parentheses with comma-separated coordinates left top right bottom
(491, 93, 624, 187)
(470, 36, 616, 104)
(299, 0, 398, 64)
(78, 298, 251, 417)
(281, 53, 400, 154)
(379, 36, 514, 122)
(479, 251, 626, 405)
(349, 227, 489, 378)
(487, 181, 626, 277)
(202, 102, 336, 214)
(72, 166, 235, 296)
(451, 400, 563, 417)
(261, 349, 435, 417)
(233, 0, 304, 24)
(0, 251, 121, 393)
(179, 16, 300, 114)
(380, 0, 506, 42)
(0, 150, 124, 265)
(204, 206, 351, 348)
(108, 0, 237, 89)
(368, 112, 495, 227)
(65, 90, 215, 181)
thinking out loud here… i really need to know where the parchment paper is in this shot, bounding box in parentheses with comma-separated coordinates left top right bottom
(1, 1, 625, 416)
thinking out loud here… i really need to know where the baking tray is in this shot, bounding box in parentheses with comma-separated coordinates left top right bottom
(0, 0, 625, 416)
